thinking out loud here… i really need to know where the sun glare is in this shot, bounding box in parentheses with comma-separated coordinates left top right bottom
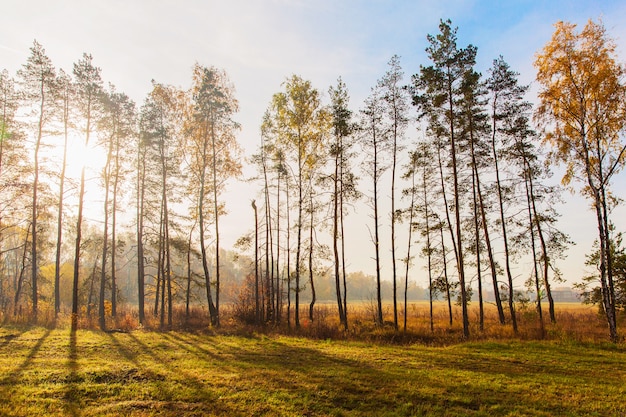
(61, 135, 108, 181)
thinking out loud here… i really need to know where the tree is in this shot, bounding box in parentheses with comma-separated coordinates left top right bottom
(486, 57, 529, 325)
(328, 77, 358, 329)
(535, 19, 626, 342)
(72, 53, 103, 330)
(141, 82, 183, 328)
(0, 70, 26, 314)
(378, 55, 409, 330)
(401, 147, 420, 332)
(458, 63, 501, 332)
(488, 56, 565, 326)
(262, 75, 328, 328)
(53, 70, 73, 318)
(18, 40, 57, 321)
(359, 86, 388, 326)
(187, 65, 241, 326)
(413, 19, 477, 338)
(98, 86, 135, 329)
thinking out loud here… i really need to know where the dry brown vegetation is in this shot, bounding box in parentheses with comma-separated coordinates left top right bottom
(4, 301, 619, 345)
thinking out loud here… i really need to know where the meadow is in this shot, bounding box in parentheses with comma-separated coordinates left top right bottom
(1, 303, 625, 416)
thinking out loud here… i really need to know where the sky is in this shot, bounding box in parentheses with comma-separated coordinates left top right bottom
(2, 0, 626, 289)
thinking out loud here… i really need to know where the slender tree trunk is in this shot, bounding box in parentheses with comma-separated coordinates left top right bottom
(333, 145, 345, 326)
(186, 226, 193, 319)
(72, 113, 91, 331)
(423, 184, 434, 333)
(524, 172, 545, 337)
(447, 75, 469, 338)
(596, 137, 618, 337)
(55, 100, 69, 318)
(155, 201, 164, 320)
(390, 134, 398, 331)
(275, 170, 281, 324)
(31, 94, 45, 321)
(261, 145, 274, 323)
(582, 138, 618, 341)
(154, 206, 163, 318)
(252, 200, 259, 324)
(471, 167, 484, 331)
(163, 194, 172, 328)
(525, 156, 555, 323)
(435, 143, 459, 279)
(86, 254, 99, 319)
(403, 158, 417, 333)
(491, 130, 517, 332)
(111, 140, 120, 318)
(474, 165, 506, 325)
(137, 144, 146, 325)
(199, 141, 217, 324)
(308, 190, 315, 322)
(286, 180, 292, 328)
(264, 181, 271, 322)
(14, 228, 30, 316)
(439, 225, 453, 326)
(99, 132, 114, 331)
(210, 122, 221, 327)
(373, 131, 383, 326)
(339, 151, 349, 329)
(295, 136, 303, 328)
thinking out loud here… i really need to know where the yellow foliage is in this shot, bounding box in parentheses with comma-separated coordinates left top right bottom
(534, 19, 626, 193)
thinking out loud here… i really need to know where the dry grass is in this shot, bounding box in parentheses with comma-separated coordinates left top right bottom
(4, 300, 620, 344)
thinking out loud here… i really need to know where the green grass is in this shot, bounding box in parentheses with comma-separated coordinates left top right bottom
(1, 326, 625, 416)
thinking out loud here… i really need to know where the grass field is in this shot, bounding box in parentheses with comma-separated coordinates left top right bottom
(1, 324, 625, 416)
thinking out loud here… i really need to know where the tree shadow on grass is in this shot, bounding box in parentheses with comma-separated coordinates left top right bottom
(158, 332, 413, 415)
(62, 329, 81, 417)
(0, 328, 51, 414)
(0, 328, 51, 386)
(100, 331, 233, 416)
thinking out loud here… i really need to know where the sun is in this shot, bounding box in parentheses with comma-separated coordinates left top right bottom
(58, 134, 108, 182)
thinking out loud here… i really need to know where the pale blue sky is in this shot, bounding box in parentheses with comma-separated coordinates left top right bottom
(2, 0, 626, 286)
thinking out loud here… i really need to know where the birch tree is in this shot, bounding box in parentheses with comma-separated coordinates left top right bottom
(187, 65, 241, 326)
(535, 19, 626, 342)
(262, 75, 328, 328)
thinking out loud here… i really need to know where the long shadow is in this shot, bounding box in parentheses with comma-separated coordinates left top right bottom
(108, 331, 230, 415)
(63, 329, 81, 417)
(0, 329, 25, 350)
(0, 328, 51, 386)
(162, 332, 405, 414)
(0, 328, 51, 414)
(160, 331, 225, 362)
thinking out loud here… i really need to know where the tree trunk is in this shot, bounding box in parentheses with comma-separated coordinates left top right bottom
(199, 164, 217, 324)
(439, 225, 453, 327)
(471, 167, 484, 331)
(524, 172, 545, 337)
(333, 143, 345, 326)
(54, 95, 70, 318)
(252, 200, 259, 324)
(137, 143, 146, 325)
(295, 137, 303, 328)
(99, 132, 114, 331)
(111, 138, 121, 318)
(373, 130, 383, 326)
(210, 122, 221, 327)
(491, 127, 517, 332)
(308, 190, 316, 322)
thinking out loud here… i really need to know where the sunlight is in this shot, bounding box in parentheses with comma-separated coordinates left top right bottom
(43, 133, 110, 223)
(51, 134, 108, 182)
